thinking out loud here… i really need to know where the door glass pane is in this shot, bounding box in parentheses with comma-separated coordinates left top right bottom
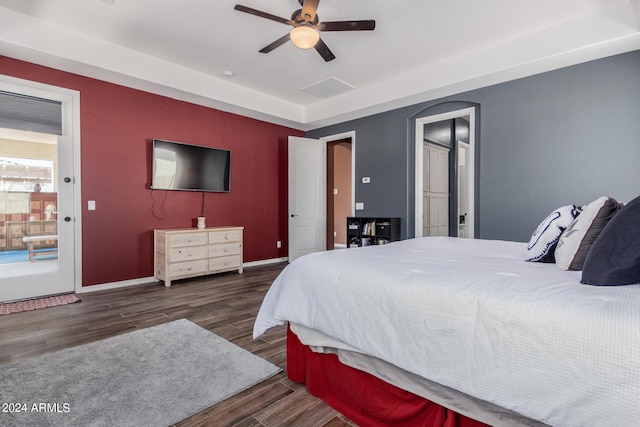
(0, 128, 59, 279)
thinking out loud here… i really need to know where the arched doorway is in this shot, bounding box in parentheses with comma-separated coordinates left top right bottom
(414, 106, 477, 239)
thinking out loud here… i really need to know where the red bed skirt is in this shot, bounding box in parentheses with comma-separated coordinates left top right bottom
(286, 325, 489, 427)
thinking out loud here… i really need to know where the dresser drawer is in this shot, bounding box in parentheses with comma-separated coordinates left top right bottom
(169, 259, 207, 277)
(169, 245, 207, 262)
(169, 232, 207, 247)
(209, 229, 241, 244)
(209, 255, 241, 271)
(209, 242, 241, 258)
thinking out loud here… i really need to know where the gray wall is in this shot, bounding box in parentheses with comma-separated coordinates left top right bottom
(307, 50, 640, 242)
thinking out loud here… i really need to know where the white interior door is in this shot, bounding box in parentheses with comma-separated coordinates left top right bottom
(424, 143, 449, 236)
(0, 77, 80, 303)
(288, 136, 326, 262)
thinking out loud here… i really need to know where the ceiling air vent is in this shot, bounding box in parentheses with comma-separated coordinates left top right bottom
(302, 77, 355, 98)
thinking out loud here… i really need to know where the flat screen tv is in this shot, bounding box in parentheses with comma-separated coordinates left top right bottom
(151, 139, 231, 192)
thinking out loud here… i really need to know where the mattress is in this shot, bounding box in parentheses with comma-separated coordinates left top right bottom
(290, 323, 547, 427)
(254, 237, 640, 426)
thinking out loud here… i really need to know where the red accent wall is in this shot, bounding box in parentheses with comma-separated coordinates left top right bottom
(0, 56, 302, 286)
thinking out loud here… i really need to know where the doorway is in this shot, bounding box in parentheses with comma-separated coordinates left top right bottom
(326, 138, 352, 249)
(0, 75, 81, 302)
(415, 107, 475, 238)
(287, 132, 355, 260)
(321, 132, 354, 251)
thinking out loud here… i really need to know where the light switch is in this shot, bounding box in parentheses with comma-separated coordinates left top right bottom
(356, 202, 364, 210)
(88, 200, 96, 211)
(362, 177, 371, 183)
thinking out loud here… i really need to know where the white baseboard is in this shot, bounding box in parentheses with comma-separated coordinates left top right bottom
(78, 276, 157, 293)
(78, 257, 289, 294)
(243, 257, 288, 267)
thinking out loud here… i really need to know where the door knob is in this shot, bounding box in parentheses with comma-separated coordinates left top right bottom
(64, 217, 72, 222)
(64, 177, 72, 183)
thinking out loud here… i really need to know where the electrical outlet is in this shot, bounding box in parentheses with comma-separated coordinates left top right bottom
(276, 240, 282, 248)
(356, 202, 364, 210)
(88, 200, 96, 210)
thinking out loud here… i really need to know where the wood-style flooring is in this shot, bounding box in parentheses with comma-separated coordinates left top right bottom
(0, 263, 356, 427)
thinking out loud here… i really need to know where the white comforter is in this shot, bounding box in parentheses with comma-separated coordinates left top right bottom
(254, 237, 640, 427)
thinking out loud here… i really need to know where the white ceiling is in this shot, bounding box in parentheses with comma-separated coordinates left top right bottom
(0, 0, 639, 130)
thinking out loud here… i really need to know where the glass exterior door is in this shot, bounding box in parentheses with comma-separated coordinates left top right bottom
(0, 129, 74, 302)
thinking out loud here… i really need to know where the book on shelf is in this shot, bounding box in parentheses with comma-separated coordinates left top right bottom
(362, 221, 376, 236)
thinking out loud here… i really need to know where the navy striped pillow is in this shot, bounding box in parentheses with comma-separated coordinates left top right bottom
(526, 204, 582, 263)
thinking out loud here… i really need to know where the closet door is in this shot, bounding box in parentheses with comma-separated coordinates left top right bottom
(423, 143, 449, 237)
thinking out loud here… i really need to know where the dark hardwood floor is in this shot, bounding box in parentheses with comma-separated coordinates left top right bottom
(0, 263, 356, 427)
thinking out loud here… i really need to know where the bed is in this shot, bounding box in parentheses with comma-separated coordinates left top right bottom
(254, 236, 640, 426)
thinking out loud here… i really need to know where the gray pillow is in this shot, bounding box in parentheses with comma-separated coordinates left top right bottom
(555, 196, 623, 270)
(581, 195, 640, 286)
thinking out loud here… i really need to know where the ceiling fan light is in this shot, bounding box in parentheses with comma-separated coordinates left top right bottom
(290, 26, 320, 49)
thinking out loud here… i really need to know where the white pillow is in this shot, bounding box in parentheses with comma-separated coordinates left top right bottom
(555, 196, 623, 270)
(525, 204, 582, 263)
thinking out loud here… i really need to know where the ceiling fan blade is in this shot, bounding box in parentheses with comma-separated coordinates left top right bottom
(314, 38, 336, 62)
(318, 20, 376, 31)
(301, 0, 320, 23)
(234, 5, 293, 26)
(259, 34, 291, 54)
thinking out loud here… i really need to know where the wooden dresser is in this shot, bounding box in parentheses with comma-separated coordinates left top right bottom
(154, 226, 243, 287)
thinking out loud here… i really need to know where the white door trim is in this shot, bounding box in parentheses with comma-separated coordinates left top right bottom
(0, 74, 82, 295)
(457, 140, 472, 238)
(415, 107, 475, 238)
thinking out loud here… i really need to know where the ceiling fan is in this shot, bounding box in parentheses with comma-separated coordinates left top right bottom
(234, 0, 375, 62)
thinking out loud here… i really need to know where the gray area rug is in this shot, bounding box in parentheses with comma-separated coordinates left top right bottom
(0, 319, 281, 426)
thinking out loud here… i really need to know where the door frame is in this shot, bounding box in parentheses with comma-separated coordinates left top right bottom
(0, 74, 82, 295)
(320, 131, 356, 218)
(457, 140, 472, 237)
(415, 107, 475, 238)
(286, 130, 355, 259)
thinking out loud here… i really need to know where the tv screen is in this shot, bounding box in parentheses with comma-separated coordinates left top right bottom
(151, 139, 231, 192)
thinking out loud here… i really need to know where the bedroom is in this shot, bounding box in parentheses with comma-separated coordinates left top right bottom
(1, 0, 639, 425)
